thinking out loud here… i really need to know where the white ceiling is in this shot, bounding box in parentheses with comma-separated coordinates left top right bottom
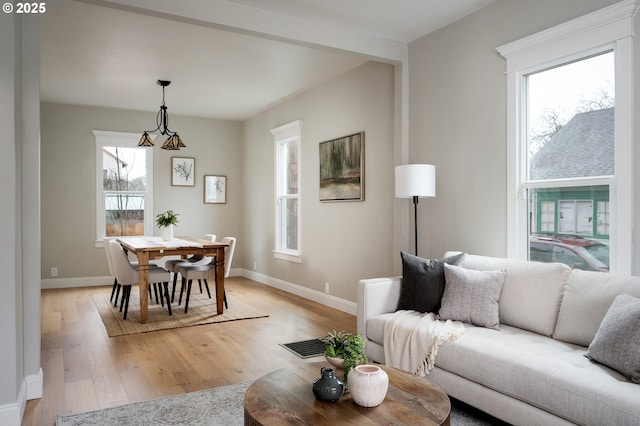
(40, 0, 494, 120)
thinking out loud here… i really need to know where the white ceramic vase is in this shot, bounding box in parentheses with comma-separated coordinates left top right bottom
(161, 225, 174, 241)
(348, 364, 389, 407)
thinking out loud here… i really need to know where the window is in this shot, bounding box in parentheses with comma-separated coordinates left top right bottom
(94, 131, 154, 245)
(498, 1, 636, 274)
(271, 120, 303, 262)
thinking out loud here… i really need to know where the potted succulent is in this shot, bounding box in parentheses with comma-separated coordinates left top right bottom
(156, 210, 179, 241)
(321, 330, 367, 383)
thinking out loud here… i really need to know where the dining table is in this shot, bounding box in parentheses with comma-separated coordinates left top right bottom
(117, 236, 229, 324)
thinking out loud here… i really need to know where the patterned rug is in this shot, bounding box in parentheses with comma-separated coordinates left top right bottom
(93, 286, 268, 337)
(56, 381, 506, 426)
(56, 382, 250, 426)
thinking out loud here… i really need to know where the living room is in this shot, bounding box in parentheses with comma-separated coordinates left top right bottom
(4, 0, 639, 424)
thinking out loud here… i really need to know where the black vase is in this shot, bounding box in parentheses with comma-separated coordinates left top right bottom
(312, 367, 344, 402)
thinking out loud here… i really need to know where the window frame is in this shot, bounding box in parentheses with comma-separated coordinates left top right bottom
(271, 120, 303, 263)
(497, 1, 636, 274)
(94, 130, 154, 247)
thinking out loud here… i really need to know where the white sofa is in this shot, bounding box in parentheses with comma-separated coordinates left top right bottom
(357, 253, 640, 426)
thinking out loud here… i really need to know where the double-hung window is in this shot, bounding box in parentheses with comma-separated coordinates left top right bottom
(94, 130, 154, 245)
(498, 1, 636, 274)
(272, 120, 303, 263)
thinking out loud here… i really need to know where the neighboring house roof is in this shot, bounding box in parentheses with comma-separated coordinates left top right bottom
(529, 107, 614, 180)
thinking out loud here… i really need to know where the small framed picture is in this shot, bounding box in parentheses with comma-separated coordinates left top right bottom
(172, 157, 195, 186)
(204, 175, 226, 203)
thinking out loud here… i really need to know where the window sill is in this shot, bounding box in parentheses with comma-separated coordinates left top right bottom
(273, 250, 302, 264)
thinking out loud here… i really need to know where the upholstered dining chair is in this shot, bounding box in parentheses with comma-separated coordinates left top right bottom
(166, 234, 216, 302)
(176, 236, 236, 314)
(104, 237, 161, 308)
(108, 240, 172, 319)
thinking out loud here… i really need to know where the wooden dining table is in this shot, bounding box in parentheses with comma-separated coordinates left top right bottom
(117, 236, 229, 324)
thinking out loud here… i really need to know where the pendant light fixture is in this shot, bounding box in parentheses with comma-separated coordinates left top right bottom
(138, 80, 186, 150)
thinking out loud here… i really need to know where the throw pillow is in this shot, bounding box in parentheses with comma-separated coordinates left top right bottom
(585, 294, 640, 383)
(397, 251, 466, 313)
(439, 263, 506, 330)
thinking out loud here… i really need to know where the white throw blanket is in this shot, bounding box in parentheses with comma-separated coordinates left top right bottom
(384, 310, 465, 377)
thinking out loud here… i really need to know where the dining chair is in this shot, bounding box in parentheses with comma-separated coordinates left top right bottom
(166, 234, 216, 302)
(108, 240, 172, 319)
(104, 237, 161, 308)
(176, 236, 236, 314)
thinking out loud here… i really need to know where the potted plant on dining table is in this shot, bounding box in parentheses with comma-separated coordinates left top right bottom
(156, 210, 179, 241)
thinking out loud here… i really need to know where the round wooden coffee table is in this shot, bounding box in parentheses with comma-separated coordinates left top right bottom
(244, 361, 450, 425)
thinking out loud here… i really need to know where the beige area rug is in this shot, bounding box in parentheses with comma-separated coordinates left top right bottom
(93, 286, 268, 337)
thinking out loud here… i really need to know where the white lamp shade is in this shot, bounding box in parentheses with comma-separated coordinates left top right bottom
(395, 164, 436, 198)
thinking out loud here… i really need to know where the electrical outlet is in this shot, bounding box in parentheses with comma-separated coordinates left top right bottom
(325, 282, 330, 294)
(51, 267, 58, 277)
(253, 261, 257, 271)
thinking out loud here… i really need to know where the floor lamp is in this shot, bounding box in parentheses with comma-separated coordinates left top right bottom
(395, 164, 436, 256)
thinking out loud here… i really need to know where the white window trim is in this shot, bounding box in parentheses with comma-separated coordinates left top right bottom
(271, 120, 303, 263)
(93, 130, 154, 247)
(497, 0, 637, 274)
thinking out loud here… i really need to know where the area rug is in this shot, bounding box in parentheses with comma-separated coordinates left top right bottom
(93, 289, 268, 337)
(56, 381, 503, 426)
(56, 382, 251, 426)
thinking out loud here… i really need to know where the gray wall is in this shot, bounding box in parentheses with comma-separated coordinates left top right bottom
(40, 103, 243, 279)
(242, 62, 395, 301)
(408, 0, 631, 262)
(1, 11, 41, 422)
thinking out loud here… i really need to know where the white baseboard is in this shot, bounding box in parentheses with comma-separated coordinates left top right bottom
(0, 377, 27, 426)
(41, 269, 353, 315)
(26, 368, 43, 400)
(41, 276, 113, 289)
(241, 269, 357, 315)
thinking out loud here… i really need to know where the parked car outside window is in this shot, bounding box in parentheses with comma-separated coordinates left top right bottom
(529, 234, 609, 272)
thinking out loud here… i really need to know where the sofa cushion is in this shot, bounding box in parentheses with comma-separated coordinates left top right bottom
(397, 251, 466, 313)
(435, 324, 640, 425)
(450, 253, 571, 336)
(553, 269, 640, 346)
(439, 264, 505, 330)
(586, 294, 640, 383)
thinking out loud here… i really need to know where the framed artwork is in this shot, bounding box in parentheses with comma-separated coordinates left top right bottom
(319, 132, 365, 202)
(171, 157, 195, 186)
(204, 175, 226, 204)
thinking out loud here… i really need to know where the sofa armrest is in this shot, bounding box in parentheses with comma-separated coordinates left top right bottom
(356, 277, 401, 338)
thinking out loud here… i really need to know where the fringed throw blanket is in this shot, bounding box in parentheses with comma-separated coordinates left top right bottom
(384, 310, 465, 376)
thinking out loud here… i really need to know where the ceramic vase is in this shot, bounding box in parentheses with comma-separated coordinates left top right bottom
(348, 364, 389, 407)
(325, 355, 345, 369)
(161, 225, 174, 241)
(312, 367, 344, 402)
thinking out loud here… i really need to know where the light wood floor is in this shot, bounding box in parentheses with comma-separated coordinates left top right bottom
(23, 277, 356, 425)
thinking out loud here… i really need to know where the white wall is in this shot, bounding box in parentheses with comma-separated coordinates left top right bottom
(408, 0, 628, 261)
(40, 103, 243, 279)
(242, 62, 395, 302)
(1, 11, 42, 425)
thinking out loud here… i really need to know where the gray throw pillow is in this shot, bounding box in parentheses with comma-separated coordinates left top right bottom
(397, 251, 466, 313)
(586, 294, 640, 383)
(439, 263, 506, 330)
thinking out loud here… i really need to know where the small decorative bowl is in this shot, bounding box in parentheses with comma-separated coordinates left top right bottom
(325, 355, 345, 369)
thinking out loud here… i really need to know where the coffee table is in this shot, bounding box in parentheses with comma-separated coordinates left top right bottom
(244, 361, 450, 425)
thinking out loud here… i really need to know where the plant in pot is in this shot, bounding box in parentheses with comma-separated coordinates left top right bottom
(321, 330, 367, 383)
(156, 210, 179, 241)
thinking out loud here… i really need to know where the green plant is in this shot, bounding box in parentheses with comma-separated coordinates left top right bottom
(155, 210, 179, 228)
(321, 330, 367, 382)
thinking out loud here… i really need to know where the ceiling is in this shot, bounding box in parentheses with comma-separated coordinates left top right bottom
(40, 0, 494, 121)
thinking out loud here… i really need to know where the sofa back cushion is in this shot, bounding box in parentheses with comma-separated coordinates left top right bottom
(553, 270, 640, 346)
(447, 252, 571, 336)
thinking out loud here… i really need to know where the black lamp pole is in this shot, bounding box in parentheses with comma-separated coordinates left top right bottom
(413, 195, 419, 256)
